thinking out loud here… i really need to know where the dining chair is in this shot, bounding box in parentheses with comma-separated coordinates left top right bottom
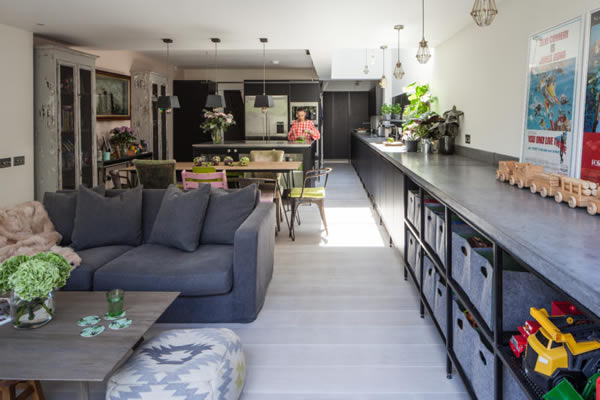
(182, 168, 228, 189)
(239, 176, 288, 234)
(285, 167, 333, 241)
(250, 149, 286, 222)
(108, 169, 131, 189)
(0, 380, 45, 400)
(133, 160, 176, 189)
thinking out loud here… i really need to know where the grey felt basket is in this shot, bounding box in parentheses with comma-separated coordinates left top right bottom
(423, 256, 437, 310)
(472, 339, 495, 400)
(502, 365, 528, 400)
(435, 213, 446, 264)
(415, 246, 423, 286)
(451, 224, 488, 291)
(407, 190, 418, 227)
(452, 300, 477, 382)
(407, 232, 417, 272)
(433, 279, 447, 337)
(424, 204, 444, 251)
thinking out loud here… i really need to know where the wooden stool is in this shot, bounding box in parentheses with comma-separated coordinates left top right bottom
(0, 381, 44, 400)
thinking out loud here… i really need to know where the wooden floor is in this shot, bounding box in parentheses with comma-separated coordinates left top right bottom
(44, 162, 467, 399)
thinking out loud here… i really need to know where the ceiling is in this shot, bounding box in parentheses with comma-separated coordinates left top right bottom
(0, 0, 486, 78)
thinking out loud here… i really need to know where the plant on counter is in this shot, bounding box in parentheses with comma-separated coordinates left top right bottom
(391, 103, 404, 119)
(0, 253, 71, 329)
(380, 103, 393, 119)
(402, 82, 444, 141)
(109, 126, 137, 158)
(200, 109, 236, 144)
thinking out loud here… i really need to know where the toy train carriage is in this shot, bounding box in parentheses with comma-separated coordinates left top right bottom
(554, 177, 598, 209)
(496, 161, 517, 182)
(529, 173, 561, 198)
(511, 163, 544, 189)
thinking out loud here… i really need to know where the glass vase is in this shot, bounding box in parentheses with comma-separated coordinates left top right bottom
(10, 291, 55, 329)
(211, 128, 224, 144)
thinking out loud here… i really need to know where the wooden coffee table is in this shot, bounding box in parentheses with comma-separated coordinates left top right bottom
(0, 291, 179, 399)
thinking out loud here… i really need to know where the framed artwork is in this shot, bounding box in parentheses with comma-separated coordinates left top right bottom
(520, 16, 584, 176)
(96, 70, 131, 120)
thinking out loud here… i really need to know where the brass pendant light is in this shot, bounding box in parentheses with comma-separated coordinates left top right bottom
(416, 0, 431, 65)
(363, 48, 370, 75)
(379, 45, 387, 88)
(393, 25, 405, 80)
(471, 0, 498, 27)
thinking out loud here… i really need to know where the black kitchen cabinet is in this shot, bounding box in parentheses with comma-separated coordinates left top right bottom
(244, 82, 290, 96)
(290, 82, 320, 102)
(323, 91, 369, 160)
(173, 80, 212, 161)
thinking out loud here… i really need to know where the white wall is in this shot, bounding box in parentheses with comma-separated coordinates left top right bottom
(0, 24, 33, 207)
(183, 68, 318, 81)
(432, 0, 600, 157)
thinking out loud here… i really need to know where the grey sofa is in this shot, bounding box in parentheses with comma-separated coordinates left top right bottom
(43, 188, 275, 323)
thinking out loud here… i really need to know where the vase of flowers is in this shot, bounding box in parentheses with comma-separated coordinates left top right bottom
(0, 253, 71, 329)
(200, 110, 235, 144)
(109, 126, 136, 158)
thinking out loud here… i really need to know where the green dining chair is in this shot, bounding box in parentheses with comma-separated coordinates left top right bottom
(133, 159, 176, 189)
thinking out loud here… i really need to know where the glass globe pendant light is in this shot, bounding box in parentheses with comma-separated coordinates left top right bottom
(416, 0, 431, 65)
(393, 25, 405, 80)
(363, 48, 370, 75)
(471, 0, 498, 27)
(379, 45, 387, 88)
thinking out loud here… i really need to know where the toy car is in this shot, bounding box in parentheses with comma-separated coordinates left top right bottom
(554, 177, 597, 209)
(511, 320, 541, 358)
(530, 173, 561, 198)
(510, 163, 544, 189)
(523, 307, 600, 392)
(496, 161, 517, 182)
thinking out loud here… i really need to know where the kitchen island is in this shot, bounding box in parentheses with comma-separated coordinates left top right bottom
(192, 140, 317, 174)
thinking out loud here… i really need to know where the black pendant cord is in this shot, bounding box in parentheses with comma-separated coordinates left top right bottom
(166, 42, 170, 95)
(262, 42, 266, 96)
(397, 29, 400, 60)
(422, 0, 425, 41)
(214, 42, 218, 89)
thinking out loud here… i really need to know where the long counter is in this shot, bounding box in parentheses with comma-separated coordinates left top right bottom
(352, 132, 600, 317)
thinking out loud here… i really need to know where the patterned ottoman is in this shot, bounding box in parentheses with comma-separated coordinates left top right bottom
(106, 328, 245, 400)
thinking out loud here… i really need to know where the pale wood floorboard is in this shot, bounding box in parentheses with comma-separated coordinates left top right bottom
(43, 162, 466, 399)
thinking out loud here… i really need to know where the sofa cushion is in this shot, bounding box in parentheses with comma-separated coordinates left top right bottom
(104, 189, 166, 242)
(71, 185, 143, 250)
(43, 185, 106, 245)
(93, 244, 234, 296)
(200, 184, 258, 245)
(63, 245, 134, 291)
(149, 184, 211, 251)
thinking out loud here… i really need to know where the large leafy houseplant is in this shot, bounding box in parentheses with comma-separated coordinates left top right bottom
(402, 83, 443, 140)
(0, 253, 71, 329)
(200, 109, 236, 144)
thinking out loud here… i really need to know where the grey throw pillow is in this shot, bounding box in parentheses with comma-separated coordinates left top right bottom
(149, 184, 211, 251)
(200, 184, 258, 245)
(71, 185, 143, 250)
(43, 185, 106, 245)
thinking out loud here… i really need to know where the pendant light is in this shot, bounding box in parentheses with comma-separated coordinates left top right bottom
(416, 0, 431, 65)
(471, 0, 498, 27)
(363, 48, 370, 75)
(205, 38, 226, 109)
(379, 45, 387, 89)
(393, 25, 405, 80)
(157, 39, 180, 112)
(254, 38, 274, 108)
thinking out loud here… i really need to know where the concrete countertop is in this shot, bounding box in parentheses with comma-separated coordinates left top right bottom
(354, 133, 600, 316)
(192, 140, 315, 149)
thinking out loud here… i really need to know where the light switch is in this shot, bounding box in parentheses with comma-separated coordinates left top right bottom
(13, 156, 25, 166)
(0, 158, 11, 168)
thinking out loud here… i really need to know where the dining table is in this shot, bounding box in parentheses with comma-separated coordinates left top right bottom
(121, 160, 302, 173)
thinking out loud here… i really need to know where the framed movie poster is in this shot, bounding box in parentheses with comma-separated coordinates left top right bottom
(578, 9, 600, 183)
(96, 71, 131, 120)
(520, 17, 584, 175)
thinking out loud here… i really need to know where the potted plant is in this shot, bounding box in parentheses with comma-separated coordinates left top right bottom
(109, 126, 136, 158)
(402, 128, 420, 152)
(0, 253, 71, 329)
(439, 106, 464, 155)
(401, 83, 444, 153)
(200, 109, 236, 144)
(391, 103, 404, 120)
(380, 104, 393, 120)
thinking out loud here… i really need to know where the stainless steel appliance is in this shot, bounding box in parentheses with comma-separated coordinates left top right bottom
(245, 95, 289, 139)
(370, 116, 382, 134)
(290, 102, 319, 124)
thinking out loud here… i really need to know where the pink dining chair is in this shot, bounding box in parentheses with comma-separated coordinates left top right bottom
(182, 169, 228, 189)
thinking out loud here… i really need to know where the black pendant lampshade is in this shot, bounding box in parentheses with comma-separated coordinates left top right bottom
(157, 39, 180, 111)
(254, 94, 273, 108)
(205, 94, 226, 109)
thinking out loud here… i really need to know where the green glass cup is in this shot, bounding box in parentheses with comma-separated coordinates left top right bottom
(106, 289, 124, 318)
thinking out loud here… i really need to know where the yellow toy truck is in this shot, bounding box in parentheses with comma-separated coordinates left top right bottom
(523, 307, 600, 392)
(496, 161, 517, 182)
(511, 163, 545, 189)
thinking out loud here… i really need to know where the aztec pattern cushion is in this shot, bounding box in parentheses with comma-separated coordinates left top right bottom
(106, 328, 245, 400)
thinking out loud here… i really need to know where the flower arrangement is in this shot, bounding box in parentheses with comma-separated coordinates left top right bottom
(200, 110, 236, 144)
(109, 126, 136, 145)
(0, 253, 71, 328)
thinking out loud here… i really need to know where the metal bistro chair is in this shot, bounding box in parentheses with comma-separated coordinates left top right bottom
(286, 167, 332, 241)
(133, 160, 176, 189)
(182, 167, 228, 189)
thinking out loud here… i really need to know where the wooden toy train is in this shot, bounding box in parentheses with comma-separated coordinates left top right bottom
(496, 161, 600, 215)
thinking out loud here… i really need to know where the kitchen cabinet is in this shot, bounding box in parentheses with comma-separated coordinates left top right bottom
(323, 91, 369, 160)
(173, 80, 213, 161)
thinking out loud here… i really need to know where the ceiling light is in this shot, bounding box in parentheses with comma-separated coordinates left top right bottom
(36, 23, 45, 26)
(379, 45, 387, 88)
(255, 38, 274, 109)
(393, 25, 405, 80)
(157, 38, 180, 112)
(205, 38, 226, 109)
(272, 60, 280, 65)
(416, 0, 431, 64)
(363, 48, 370, 75)
(471, 0, 498, 27)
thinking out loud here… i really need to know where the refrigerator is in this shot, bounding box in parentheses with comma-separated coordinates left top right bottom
(245, 95, 289, 139)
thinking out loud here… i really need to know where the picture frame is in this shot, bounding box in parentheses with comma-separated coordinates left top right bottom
(96, 70, 131, 120)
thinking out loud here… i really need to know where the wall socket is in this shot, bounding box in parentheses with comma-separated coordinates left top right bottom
(13, 156, 25, 166)
(465, 134, 471, 144)
(0, 158, 11, 168)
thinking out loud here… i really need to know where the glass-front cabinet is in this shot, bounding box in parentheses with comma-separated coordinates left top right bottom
(34, 46, 97, 199)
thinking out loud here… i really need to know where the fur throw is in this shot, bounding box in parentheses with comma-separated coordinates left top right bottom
(0, 201, 81, 267)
